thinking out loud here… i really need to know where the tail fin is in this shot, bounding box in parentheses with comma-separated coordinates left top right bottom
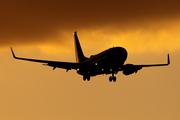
(74, 31, 87, 63)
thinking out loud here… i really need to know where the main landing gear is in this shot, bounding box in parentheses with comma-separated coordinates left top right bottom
(109, 76, 116, 82)
(83, 75, 90, 81)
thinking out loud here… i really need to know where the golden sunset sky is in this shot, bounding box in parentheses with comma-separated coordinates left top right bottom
(0, 0, 180, 120)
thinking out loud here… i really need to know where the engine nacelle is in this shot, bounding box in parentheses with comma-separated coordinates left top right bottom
(122, 64, 142, 75)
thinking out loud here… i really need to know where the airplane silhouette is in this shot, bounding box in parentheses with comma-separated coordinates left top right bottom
(11, 31, 170, 82)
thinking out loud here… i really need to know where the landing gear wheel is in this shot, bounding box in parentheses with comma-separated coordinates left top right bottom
(113, 77, 116, 82)
(109, 76, 112, 82)
(87, 76, 90, 81)
(83, 76, 86, 81)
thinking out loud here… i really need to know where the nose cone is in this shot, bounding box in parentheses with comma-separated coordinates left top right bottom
(110, 47, 128, 64)
(111, 47, 127, 56)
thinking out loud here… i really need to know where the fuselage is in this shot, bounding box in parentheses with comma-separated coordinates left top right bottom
(77, 47, 128, 76)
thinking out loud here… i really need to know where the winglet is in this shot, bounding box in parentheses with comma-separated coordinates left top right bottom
(10, 47, 17, 59)
(167, 54, 170, 65)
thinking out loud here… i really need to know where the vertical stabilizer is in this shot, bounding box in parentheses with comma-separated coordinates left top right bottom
(74, 31, 87, 63)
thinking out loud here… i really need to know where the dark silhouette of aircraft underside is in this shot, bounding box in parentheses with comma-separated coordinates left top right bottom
(11, 31, 170, 82)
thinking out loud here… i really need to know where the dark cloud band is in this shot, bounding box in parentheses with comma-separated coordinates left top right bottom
(0, 0, 180, 47)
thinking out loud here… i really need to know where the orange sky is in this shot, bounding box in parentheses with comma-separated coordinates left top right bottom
(0, 0, 180, 120)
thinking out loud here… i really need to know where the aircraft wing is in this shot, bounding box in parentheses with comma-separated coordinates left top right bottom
(133, 54, 170, 68)
(119, 54, 170, 75)
(11, 48, 80, 70)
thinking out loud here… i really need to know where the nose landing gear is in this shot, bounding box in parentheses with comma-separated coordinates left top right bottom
(109, 76, 116, 82)
(109, 72, 117, 82)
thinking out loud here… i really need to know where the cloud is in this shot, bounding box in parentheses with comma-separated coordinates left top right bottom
(1, 0, 180, 53)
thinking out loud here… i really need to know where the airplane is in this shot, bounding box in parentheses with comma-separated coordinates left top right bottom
(11, 31, 170, 82)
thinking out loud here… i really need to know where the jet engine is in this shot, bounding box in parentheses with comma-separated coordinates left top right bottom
(122, 64, 142, 75)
